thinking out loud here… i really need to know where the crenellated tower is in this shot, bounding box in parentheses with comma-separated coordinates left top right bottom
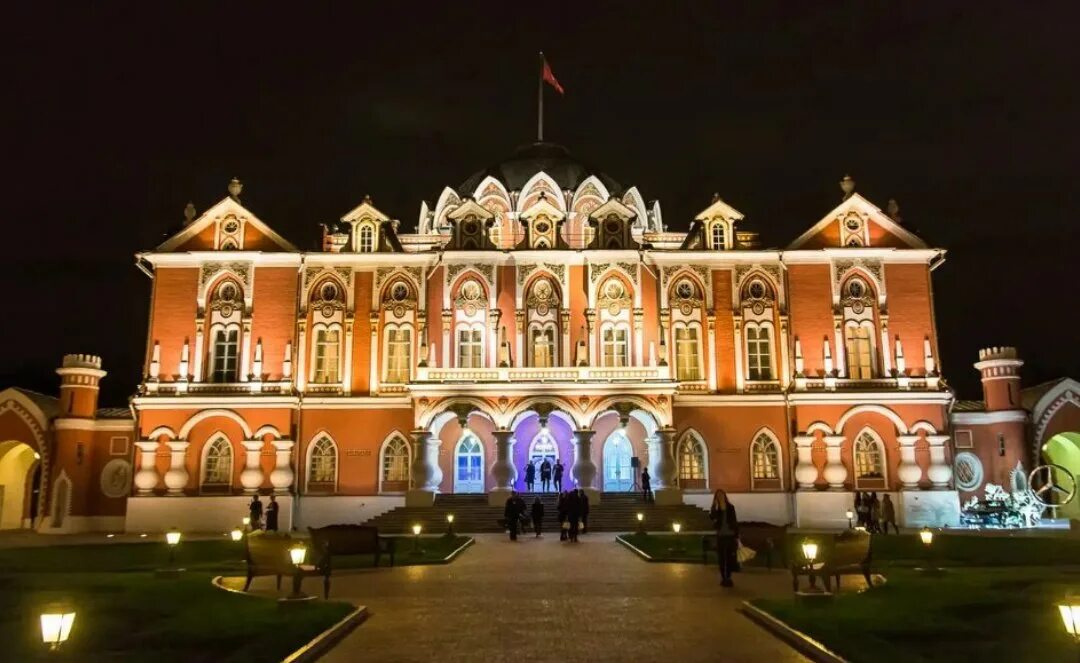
(974, 346, 1023, 411)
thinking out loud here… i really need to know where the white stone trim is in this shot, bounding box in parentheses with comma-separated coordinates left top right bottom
(178, 409, 254, 439)
(950, 410, 1028, 425)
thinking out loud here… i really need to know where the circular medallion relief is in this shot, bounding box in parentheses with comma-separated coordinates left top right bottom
(847, 279, 866, 299)
(320, 282, 339, 302)
(676, 280, 694, 300)
(536, 221, 550, 234)
(100, 459, 132, 498)
(219, 283, 238, 302)
(462, 281, 481, 301)
(603, 279, 625, 300)
(223, 218, 240, 233)
(845, 216, 862, 231)
(748, 280, 766, 300)
(953, 452, 983, 492)
(391, 282, 409, 302)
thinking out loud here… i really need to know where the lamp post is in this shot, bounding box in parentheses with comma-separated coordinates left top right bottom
(446, 514, 455, 537)
(165, 529, 181, 567)
(39, 607, 76, 651)
(412, 524, 423, 555)
(636, 512, 645, 535)
(287, 544, 308, 600)
(670, 522, 684, 554)
(845, 509, 854, 529)
(916, 527, 944, 575)
(1058, 598, 1080, 659)
(797, 539, 823, 594)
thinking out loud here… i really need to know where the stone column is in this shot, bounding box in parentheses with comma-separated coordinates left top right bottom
(240, 440, 265, 494)
(406, 429, 441, 507)
(652, 426, 682, 505)
(793, 435, 819, 489)
(269, 440, 296, 494)
(822, 435, 848, 490)
(896, 434, 923, 489)
(925, 434, 953, 488)
(163, 441, 190, 496)
(571, 429, 599, 502)
(133, 441, 160, 495)
(488, 429, 517, 506)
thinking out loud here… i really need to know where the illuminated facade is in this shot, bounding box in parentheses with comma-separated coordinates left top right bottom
(4, 143, 1075, 533)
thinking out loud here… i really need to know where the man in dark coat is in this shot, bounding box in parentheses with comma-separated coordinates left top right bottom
(540, 459, 552, 492)
(566, 490, 581, 542)
(578, 488, 590, 533)
(556, 492, 568, 541)
(531, 496, 545, 537)
(525, 462, 536, 492)
(553, 460, 564, 492)
(505, 491, 523, 541)
(265, 495, 280, 531)
(248, 495, 263, 530)
(641, 468, 653, 503)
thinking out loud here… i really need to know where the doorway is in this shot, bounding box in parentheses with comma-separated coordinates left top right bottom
(0, 441, 38, 530)
(527, 430, 559, 477)
(454, 434, 485, 493)
(603, 430, 634, 492)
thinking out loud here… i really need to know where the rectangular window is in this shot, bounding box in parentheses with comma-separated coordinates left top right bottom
(313, 328, 341, 383)
(746, 326, 773, 381)
(211, 328, 239, 383)
(359, 226, 374, 252)
(845, 325, 874, 379)
(601, 327, 629, 367)
(674, 326, 701, 381)
(531, 327, 555, 368)
(711, 222, 725, 250)
(458, 328, 483, 368)
(385, 328, 412, 383)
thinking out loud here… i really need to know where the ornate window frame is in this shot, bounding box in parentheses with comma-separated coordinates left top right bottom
(749, 429, 783, 490)
(378, 432, 412, 494)
(853, 427, 888, 488)
(200, 433, 233, 494)
(306, 435, 338, 493)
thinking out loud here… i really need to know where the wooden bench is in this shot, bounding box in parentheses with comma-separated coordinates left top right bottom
(243, 531, 330, 598)
(701, 522, 788, 569)
(790, 529, 873, 592)
(308, 525, 396, 573)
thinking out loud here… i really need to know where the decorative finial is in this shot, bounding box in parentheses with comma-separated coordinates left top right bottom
(228, 177, 243, 199)
(711, 192, 720, 203)
(363, 194, 372, 204)
(886, 199, 901, 222)
(183, 202, 196, 224)
(840, 174, 855, 200)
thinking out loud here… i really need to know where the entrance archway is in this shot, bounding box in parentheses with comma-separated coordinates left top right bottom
(454, 433, 485, 493)
(527, 429, 559, 475)
(0, 441, 39, 530)
(603, 430, 634, 492)
(1042, 432, 1080, 520)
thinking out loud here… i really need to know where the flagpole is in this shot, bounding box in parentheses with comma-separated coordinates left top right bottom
(538, 51, 544, 142)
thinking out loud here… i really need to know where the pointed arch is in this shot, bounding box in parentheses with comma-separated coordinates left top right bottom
(378, 431, 411, 494)
(834, 404, 909, 435)
(306, 433, 339, 493)
(178, 409, 253, 440)
(572, 175, 611, 205)
(852, 426, 888, 488)
(517, 171, 566, 213)
(676, 428, 708, 490)
(453, 431, 485, 493)
(749, 427, 783, 490)
(622, 186, 649, 228)
(432, 187, 462, 232)
(200, 433, 233, 493)
(50, 470, 72, 529)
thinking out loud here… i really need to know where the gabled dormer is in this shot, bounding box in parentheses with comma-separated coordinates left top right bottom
(340, 195, 392, 253)
(586, 197, 639, 250)
(679, 194, 745, 251)
(516, 193, 568, 249)
(446, 198, 496, 250)
(787, 176, 928, 250)
(156, 178, 298, 253)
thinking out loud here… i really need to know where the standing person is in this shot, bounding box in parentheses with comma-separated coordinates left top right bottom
(881, 494, 899, 534)
(868, 492, 882, 534)
(553, 460, 564, 492)
(540, 459, 552, 493)
(641, 468, 653, 504)
(525, 462, 536, 493)
(566, 490, 581, 542)
(531, 496, 545, 538)
(709, 489, 740, 587)
(855, 492, 867, 528)
(265, 495, 280, 532)
(504, 491, 522, 541)
(578, 488, 590, 534)
(248, 495, 263, 531)
(557, 492, 568, 541)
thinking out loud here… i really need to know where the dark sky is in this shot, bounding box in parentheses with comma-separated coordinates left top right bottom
(5, 3, 1078, 406)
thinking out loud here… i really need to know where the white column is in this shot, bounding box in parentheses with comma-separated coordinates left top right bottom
(343, 315, 354, 395)
(296, 320, 307, 391)
(897, 434, 922, 489)
(571, 429, 598, 500)
(133, 441, 160, 495)
(270, 440, 296, 494)
(561, 311, 571, 367)
(652, 426, 682, 505)
(633, 308, 644, 366)
(515, 311, 525, 368)
(822, 435, 848, 490)
(193, 322, 205, 382)
(733, 314, 745, 393)
(488, 429, 517, 506)
(441, 310, 452, 369)
(879, 316, 893, 376)
(240, 440, 265, 494)
(779, 315, 791, 388)
(406, 430, 442, 507)
(706, 312, 718, 391)
(163, 441, 190, 496)
(369, 312, 380, 394)
(794, 435, 819, 489)
(833, 319, 845, 378)
(240, 318, 252, 382)
(926, 434, 953, 488)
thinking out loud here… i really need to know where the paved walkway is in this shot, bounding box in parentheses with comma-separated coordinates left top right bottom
(251, 533, 808, 663)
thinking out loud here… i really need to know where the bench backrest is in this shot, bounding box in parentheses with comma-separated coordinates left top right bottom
(829, 530, 872, 567)
(309, 525, 382, 556)
(245, 532, 295, 573)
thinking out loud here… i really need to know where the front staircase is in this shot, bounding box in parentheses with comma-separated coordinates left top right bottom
(361, 492, 714, 534)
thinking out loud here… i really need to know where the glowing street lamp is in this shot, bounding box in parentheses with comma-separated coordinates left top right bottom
(289, 544, 307, 567)
(920, 527, 934, 546)
(242, 516, 251, 531)
(446, 514, 455, 537)
(636, 512, 645, 534)
(165, 529, 182, 568)
(845, 509, 855, 529)
(1058, 598, 1080, 649)
(230, 528, 243, 542)
(284, 544, 308, 600)
(40, 608, 76, 650)
(801, 540, 818, 565)
(670, 522, 684, 554)
(412, 524, 423, 555)
(672, 522, 682, 534)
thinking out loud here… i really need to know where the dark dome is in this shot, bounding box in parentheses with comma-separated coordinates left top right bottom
(458, 142, 622, 195)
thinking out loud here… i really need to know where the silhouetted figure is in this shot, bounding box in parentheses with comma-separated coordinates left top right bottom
(525, 462, 536, 492)
(578, 488, 590, 534)
(566, 490, 581, 542)
(855, 492, 868, 528)
(868, 492, 882, 534)
(505, 492, 525, 541)
(881, 494, 899, 534)
(557, 492, 568, 541)
(531, 496, 545, 537)
(265, 495, 280, 531)
(641, 468, 653, 503)
(249, 495, 263, 530)
(540, 459, 552, 492)
(710, 488, 740, 587)
(553, 461, 564, 492)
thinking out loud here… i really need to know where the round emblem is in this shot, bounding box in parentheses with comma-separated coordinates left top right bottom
(537, 304, 550, 316)
(464, 303, 478, 316)
(845, 216, 862, 231)
(749, 281, 766, 299)
(851, 301, 865, 314)
(1027, 464, 1077, 508)
(100, 459, 132, 498)
(393, 304, 407, 317)
(536, 221, 550, 233)
(679, 303, 693, 316)
(220, 304, 235, 317)
(676, 281, 694, 300)
(391, 283, 409, 301)
(321, 304, 335, 318)
(223, 219, 239, 233)
(751, 301, 766, 315)
(606, 219, 620, 233)
(608, 303, 622, 316)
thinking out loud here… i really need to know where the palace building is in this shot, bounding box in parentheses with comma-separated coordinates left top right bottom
(2, 142, 1077, 533)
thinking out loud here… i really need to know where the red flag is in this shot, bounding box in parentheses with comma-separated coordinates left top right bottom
(542, 57, 564, 95)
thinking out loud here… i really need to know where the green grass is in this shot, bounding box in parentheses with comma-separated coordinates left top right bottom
(0, 534, 472, 660)
(754, 567, 1079, 662)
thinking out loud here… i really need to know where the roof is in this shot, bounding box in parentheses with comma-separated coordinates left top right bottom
(458, 142, 622, 195)
(1021, 377, 1072, 412)
(952, 399, 986, 412)
(95, 407, 133, 420)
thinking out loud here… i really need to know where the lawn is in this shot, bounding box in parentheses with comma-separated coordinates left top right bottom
(0, 534, 472, 660)
(754, 567, 1079, 662)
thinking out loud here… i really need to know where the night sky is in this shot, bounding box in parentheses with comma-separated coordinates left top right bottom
(5, 3, 1078, 407)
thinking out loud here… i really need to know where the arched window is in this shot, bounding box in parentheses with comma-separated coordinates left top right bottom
(674, 324, 702, 381)
(454, 278, 487, 368)
(307, 437, 337, 492)
(526, 276, 560, 367)
(384, 326, 412, 383)
(840, 276, 878, 379)
(677, 433, 707, 490)
(845, 324, 874, 379)
(711, 222, 726, 250)
(597, 276, 632, 368)
(358, 225, 375, 252)
(601, 324, 629, 367)
(746, 325, 774, 380)
(853, 430, 886, 488)
(201, 437, 233, 493)
(380, 435, 411, 493)
(207, 279, 243, 383)
(312, 326, 342, 383)
(750, 431, 782, 489)
(454, 434, 484, 493)
(210, 327, 240, 383)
